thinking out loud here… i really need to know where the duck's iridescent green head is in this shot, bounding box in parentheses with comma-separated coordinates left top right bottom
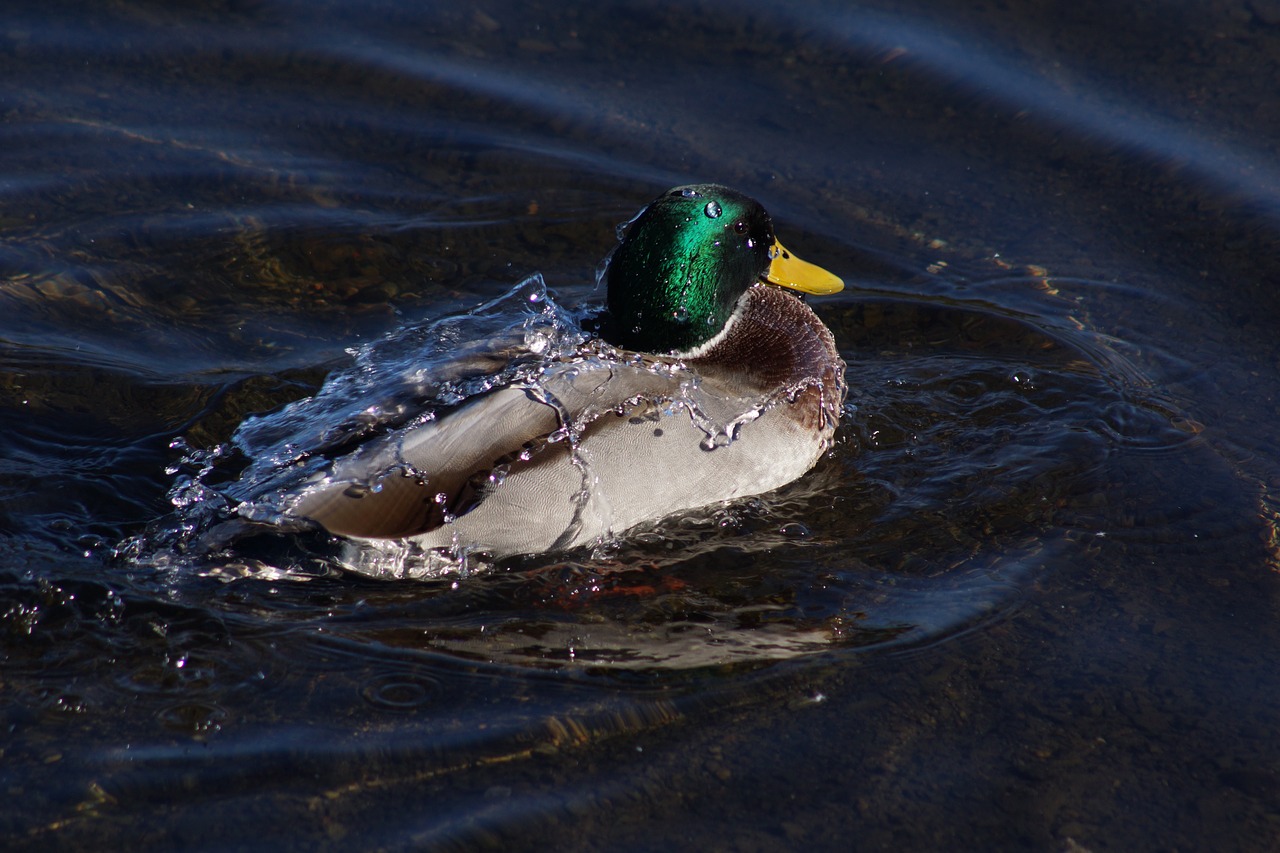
(603, 184, 843, 354)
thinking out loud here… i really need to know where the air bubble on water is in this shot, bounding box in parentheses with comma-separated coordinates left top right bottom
(779, 521, 812, 538)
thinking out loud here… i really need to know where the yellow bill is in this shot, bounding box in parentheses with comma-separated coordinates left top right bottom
(764, 239, 844, 295)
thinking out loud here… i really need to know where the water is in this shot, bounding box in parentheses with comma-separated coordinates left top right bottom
(4, 0, 1280, 849)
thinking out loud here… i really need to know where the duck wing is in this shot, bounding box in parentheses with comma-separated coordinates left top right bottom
(279, 357, 715, 541)
(282, 385, 559, 539)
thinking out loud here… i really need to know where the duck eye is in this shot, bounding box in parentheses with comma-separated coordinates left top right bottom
(733, 220, 748, 234)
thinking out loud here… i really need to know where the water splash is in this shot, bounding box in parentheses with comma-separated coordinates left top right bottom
(136, 274, 812, 580)
(232, 275, 579, 476)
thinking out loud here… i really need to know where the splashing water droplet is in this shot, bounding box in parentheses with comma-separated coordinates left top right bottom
(698, 431, 734, 451)
(704, 201, 722, 219)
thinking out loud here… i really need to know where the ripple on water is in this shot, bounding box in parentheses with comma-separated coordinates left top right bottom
(122, 278, 1201, 673)
(360, 671, 444, 712)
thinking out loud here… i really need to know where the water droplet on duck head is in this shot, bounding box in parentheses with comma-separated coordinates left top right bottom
(680, 187, 702, 199)
(704, 201, 722, 219)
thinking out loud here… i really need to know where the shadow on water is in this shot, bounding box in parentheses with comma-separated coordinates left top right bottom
(2, 0, 1280, 849)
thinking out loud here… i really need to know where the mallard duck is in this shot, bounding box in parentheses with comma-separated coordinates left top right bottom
(274, 184, 846, 561)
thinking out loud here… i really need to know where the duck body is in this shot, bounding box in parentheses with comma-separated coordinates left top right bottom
(252, 185, 846, 565)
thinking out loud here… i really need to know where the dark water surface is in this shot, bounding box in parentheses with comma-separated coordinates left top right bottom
(3, 0, 1280, 849)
